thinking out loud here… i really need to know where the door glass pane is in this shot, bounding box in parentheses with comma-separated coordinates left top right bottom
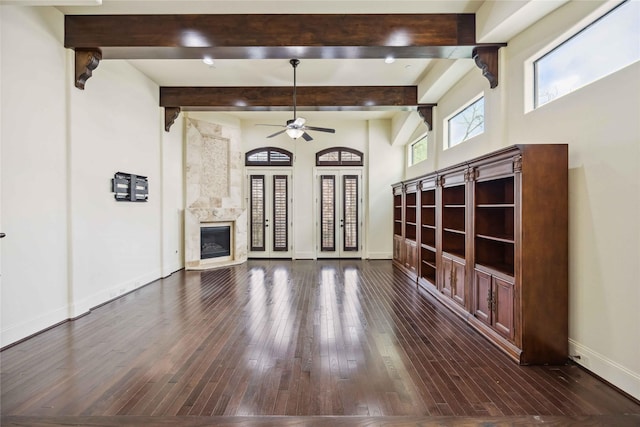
(273, 175, 288, 251)
(343, 175, 358, 251)
(250, 175, 265, 251)
(320, 175, 335, 251)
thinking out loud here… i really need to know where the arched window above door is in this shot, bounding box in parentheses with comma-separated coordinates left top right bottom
(315, 147, 364, 166)
(245, 147, 293, 166)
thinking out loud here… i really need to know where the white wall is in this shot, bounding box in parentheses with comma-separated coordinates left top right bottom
(366, 119, 404, 259)
(68, 59, 163, 316)
(402, 0, 640, 400)
(0, 5, 184, 346)
(505, 1, 640, 400)
(1, 6, 70, 344)
(161, 112, 184, 277)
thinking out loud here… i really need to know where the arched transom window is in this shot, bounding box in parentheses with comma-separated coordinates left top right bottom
(245, 147, 293, 166)
(315, 147, 364, 166)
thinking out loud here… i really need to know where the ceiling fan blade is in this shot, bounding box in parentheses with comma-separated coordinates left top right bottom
(256, 123, 286, 128)
(267, 129, 287, 138)
(301, 132, 313, 142)
(305, 126, 336, 134)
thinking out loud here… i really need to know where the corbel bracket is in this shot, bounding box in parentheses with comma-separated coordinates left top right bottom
(74, 48, 102, 90)
(164, 107, 181, 132)
(472, 46, 500, 89)
(417, 105, 436, 130)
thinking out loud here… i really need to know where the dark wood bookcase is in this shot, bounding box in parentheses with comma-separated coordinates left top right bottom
(392, 144, 568, 365)
(419, 176, 437, 286)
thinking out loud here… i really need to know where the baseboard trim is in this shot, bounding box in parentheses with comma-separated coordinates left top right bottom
(1, 269, 164, 351)
(569, 339, 640, 401)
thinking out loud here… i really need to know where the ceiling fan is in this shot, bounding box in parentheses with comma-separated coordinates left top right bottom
(258, 59, 336, 141)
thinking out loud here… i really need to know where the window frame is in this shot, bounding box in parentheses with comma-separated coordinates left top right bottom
(408, 132, 428, 167)
(245, 147, 293, 166)
(527, 0, 639, 111)
(443, 93, 485, 150)
(315, 147, 364, 167)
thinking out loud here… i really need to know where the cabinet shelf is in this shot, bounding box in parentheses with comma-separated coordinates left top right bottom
(475, 176, 514, 205)
(443, 228, 465, 235)
(475, 262, 515, 278)
(443, 204, 465, 208)
(422, 224, 436, 230)
(476, 234, 515, 244)
(422, 260, 437, 269)
(477, 203, 515, 208)
(442, 185, 465, 205)
(475, 237, 514, 276)
(420, 244, 437, 285)
(442, 250, 465, 263)
(421, 243, 436, 252)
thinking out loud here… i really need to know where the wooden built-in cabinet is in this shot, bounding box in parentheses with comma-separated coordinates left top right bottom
(419, 177, 437, 286)
(392, 144, 568, 365)
(393, 186, 403, 262)
(439, 167, 469, 313)
(403, 182, 418, 276)
(392, 181, 419, 280)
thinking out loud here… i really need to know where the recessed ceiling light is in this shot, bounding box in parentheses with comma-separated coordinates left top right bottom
(202, 56, 214, 66)
(384, 56, 396, 64)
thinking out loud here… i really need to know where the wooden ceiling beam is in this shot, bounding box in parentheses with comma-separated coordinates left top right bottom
(65, 14, 478, 59)
(160, 86, 418, 110)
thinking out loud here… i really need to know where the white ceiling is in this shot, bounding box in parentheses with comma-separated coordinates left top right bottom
(42, 0, 568, 128)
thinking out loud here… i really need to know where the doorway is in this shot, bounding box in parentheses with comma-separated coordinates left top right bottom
(315, 169, 363, 258)
(247, 170, 293, 258)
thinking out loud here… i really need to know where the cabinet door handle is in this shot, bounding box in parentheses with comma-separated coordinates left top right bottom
(0, 233, 5, 239)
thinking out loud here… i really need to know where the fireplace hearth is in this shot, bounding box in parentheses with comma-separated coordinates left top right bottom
(200, 226, 231, 260)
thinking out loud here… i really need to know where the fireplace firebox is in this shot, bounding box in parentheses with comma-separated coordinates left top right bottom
(200, 226, 231, 260)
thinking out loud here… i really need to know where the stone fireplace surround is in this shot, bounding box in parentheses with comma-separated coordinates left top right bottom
(184, 117, 247, 270)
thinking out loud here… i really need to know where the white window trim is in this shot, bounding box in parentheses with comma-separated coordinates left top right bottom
(443, 92, 485, 150)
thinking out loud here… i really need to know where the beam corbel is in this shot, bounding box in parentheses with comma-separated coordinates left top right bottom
(74, 48, 102, 90)
(473, 46, 500, 89)
(417, 105, 436, 131)
(164, 107, 181, 132)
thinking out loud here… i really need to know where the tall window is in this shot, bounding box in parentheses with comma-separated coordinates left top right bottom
(409, 134, 428, 166)
(534, 0, 639, 108)
(446, 96, 485, 148)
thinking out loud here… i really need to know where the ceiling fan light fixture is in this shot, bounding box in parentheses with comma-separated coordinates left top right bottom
(257, 58, 335, 140)
(286, 128, 305, 139)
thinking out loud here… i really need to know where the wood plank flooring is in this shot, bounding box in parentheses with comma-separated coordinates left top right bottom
(1, 260, 639, 426)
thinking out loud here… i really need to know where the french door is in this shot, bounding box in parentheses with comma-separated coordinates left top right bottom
(315, 169, 363, 258)
(247, 170, 292, 258)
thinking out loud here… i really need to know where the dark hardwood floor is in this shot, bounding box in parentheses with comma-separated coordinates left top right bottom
(1, 260, 638, 426)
